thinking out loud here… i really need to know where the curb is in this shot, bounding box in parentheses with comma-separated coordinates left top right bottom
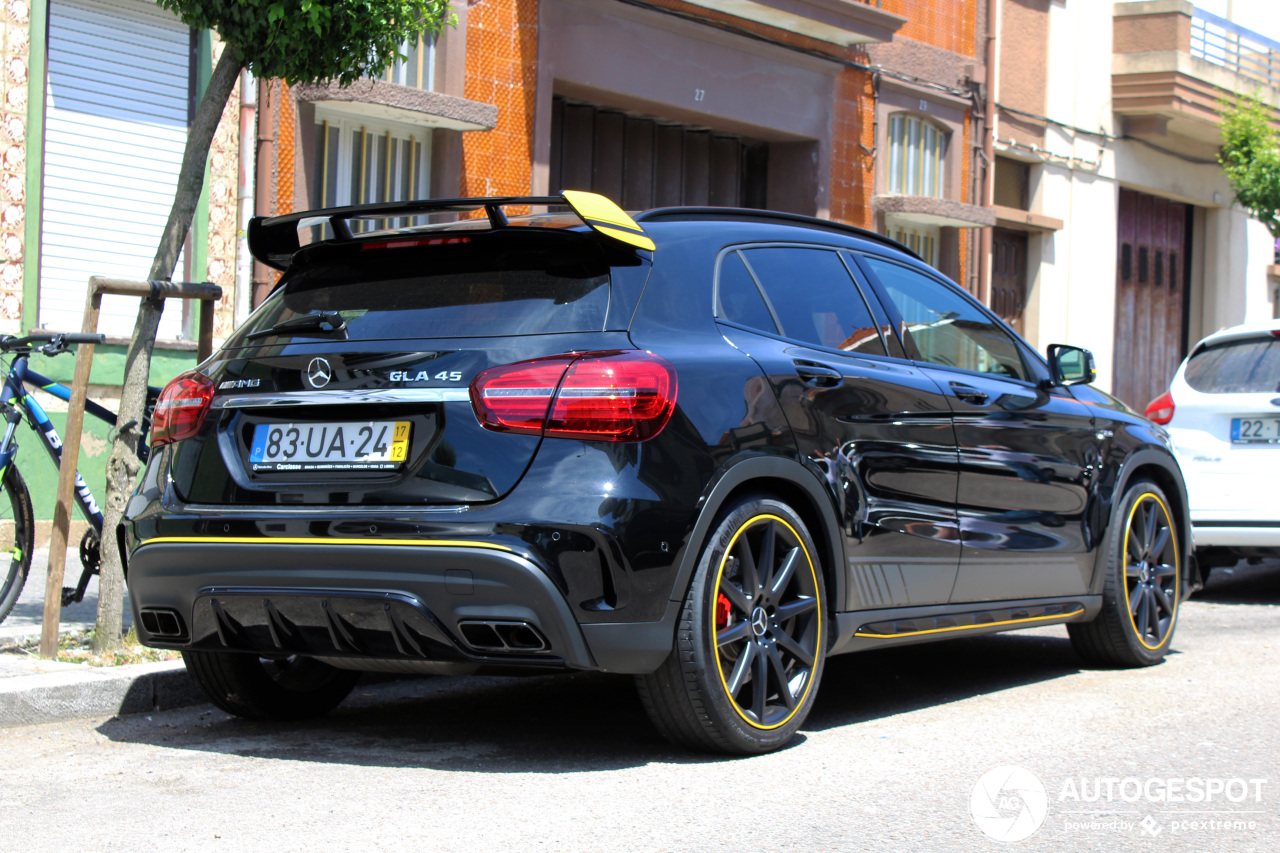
(0, 658, 204, 728)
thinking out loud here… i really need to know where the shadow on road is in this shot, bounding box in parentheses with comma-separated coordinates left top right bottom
(1193, 559, 1280, 606)
(90, 561, 1280, 771)
(94, 630, 1089, 771)
(808, 630, 1083, 732)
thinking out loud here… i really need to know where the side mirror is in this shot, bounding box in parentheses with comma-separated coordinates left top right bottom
(1047, 344, 1096, 386)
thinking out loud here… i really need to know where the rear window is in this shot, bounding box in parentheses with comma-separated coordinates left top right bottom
(1184, 336, 1280, 393)
(230, 234, 616, 344)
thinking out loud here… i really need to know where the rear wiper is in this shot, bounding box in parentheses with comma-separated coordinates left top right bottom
(245, 311, 347, 340)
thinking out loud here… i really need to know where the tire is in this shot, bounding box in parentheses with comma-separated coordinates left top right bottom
(1069, 479, 1181, 667)
(637, 496, 827, 754)
(182, 650, 360, 720)
(0, 464, 35, 625)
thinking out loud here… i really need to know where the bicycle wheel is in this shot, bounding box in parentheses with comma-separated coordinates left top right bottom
(0, 464, 35, 624)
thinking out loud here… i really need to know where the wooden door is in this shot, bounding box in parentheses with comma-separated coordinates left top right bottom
(1112, 189, 1190, 410)
(991, 227, 1028, 336)
(550, 97, 767, 209)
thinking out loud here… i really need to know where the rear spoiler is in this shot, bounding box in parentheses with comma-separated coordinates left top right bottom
(247, 190, 655, 271)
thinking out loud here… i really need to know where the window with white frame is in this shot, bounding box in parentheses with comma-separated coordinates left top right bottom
(314, 112, 431, 220)
(887, 113, 946, 198)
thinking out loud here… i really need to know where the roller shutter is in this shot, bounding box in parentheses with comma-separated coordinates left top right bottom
(39, 0, 190, 339)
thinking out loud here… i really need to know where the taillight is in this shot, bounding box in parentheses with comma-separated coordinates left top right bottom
(151, 370, 216, 446)
(1145, 390, 1175, 425)
(470, 351, 677, 442)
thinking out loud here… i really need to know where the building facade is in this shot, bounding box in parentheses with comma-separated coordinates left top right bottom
(991, 0, 1279, 410)
(10, 0, 1280, 521)
(257, 0, 996, 301)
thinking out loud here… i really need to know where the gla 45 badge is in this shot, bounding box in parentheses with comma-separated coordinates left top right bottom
(387, 370, 463, 382)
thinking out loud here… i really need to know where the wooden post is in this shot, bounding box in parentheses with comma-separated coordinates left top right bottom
(40, 276, 222, 659)
(198, 294, 215, 364)
(40, 289, 102, 659)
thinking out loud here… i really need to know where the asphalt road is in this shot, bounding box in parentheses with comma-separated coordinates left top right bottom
(1, 562, 1277, 853)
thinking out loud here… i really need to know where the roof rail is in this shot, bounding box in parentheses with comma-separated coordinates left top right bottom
(248, 192, 655, 271)
(634, 207, 921, 261)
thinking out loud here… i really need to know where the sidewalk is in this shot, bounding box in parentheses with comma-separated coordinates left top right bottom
(0, 547, 202, 727)
(0, 544, 133, 643)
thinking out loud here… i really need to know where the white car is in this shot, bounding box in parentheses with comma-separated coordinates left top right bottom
(1146, 320, 1280, 574)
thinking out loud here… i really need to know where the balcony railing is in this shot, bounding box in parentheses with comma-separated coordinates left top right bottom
(1191, 7, 1280, 91)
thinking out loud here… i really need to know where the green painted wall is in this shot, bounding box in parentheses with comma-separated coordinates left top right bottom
(21, 344, 198, 520)
(23, 0, 48, 326)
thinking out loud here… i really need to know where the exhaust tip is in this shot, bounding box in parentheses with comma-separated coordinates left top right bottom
(139, 607, 187, 641)
(458, 620, 549, 654)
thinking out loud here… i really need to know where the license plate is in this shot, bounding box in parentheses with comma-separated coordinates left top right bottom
(1230, 416, 1280, 445)
(249, 421, 411, 471)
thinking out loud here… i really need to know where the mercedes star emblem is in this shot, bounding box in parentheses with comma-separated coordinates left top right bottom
(305, 357, 333, 389)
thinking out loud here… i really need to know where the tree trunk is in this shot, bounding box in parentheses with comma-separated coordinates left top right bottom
(93, 48, 242, 653)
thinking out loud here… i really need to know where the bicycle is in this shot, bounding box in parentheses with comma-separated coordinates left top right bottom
(0, 331, 158, 623)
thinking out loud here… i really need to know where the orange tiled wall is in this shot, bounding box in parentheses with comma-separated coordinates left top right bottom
(831, 68, 875, 230)
(463, 0, 539, 197)
(883, 0, 976, 57)
(277, 82, 295, 214)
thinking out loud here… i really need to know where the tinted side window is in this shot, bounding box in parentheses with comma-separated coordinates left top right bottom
(862, 256, 1027, 381)
(1185, 337, 1280, 393)
(740, 247, 887, 356)
(717, 250, 778, 333)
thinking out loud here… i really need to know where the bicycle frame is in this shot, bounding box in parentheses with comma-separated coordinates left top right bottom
(0, 355, 112, 532)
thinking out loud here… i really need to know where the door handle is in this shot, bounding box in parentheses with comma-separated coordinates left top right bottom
(949, 382, 989, 405)
(794, 362, 842, 388)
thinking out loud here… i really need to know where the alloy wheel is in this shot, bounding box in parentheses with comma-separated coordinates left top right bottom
(1122, 493, 1180, 649)
(712, 514, 822, 729)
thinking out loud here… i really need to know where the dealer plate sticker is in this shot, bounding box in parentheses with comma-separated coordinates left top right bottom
(250, 420, 411, 471)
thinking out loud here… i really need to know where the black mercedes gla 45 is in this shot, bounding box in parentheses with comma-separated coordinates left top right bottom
(126, 192, 1197, 754)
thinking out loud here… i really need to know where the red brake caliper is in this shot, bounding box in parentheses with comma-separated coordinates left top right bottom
(715, 592, 732, 630)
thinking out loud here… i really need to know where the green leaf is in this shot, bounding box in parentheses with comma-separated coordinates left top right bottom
(161, 0, 455, 86)
(1218, 90, 1280, 239)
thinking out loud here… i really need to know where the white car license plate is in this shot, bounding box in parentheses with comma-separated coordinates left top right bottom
(1230, 416, 1280, 445)
(249, 420, 411, 471)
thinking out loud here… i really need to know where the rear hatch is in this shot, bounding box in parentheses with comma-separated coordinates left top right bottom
(164, 222, 650, 508)
(1169, 329, 1280, 518)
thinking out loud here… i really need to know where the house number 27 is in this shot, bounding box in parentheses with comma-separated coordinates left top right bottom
(694, 89, 706, 102)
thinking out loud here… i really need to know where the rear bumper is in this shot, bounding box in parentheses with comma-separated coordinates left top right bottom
(126, 539, 676, 674)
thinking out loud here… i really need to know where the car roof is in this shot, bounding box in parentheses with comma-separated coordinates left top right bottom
(1191, 320, 1280, 352)
(635, 207, 920, 260)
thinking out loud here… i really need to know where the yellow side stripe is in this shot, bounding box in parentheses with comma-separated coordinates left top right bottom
(138, 536, 515, 553)
(854, 607, 1085, 639)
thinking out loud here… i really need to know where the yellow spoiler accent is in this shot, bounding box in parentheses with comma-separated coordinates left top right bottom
(562, 190, 656, 252)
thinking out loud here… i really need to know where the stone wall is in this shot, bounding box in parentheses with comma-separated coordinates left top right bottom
(0, 0, 27, 334)
(205, 37, 241, 343)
